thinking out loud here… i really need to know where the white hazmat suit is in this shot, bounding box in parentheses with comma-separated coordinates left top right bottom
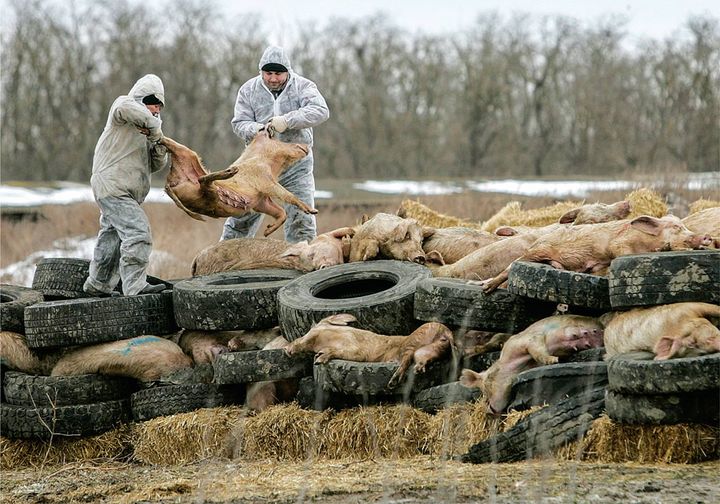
(83, 74, 170, 296)
(222, 46, 330, 243)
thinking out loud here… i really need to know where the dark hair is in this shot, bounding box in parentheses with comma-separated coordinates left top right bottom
(142, 94, 163, 106)
(261, 63, 288, 73)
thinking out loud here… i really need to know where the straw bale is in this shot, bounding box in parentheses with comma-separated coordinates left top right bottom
(553, 415, 720, 464)
(396, 199, 481, 229)
(425, 401, 504, 457)
(689, 198, 720, 214)
(0, 426, 133, 469)
(131, 406, 246, 465)
(480, 201, 583, 232)
(625, 187, 668, 218)
(321, 404, 433, 460)
(238, 403, 331, 461)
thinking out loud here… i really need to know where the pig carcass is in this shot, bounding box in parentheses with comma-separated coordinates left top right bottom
(349, 213, 432, 264)
(682, 207, 720, 248)
(459, 314, 606, 414)
(480, 215, 713, 293)
(51, 335, 193, 381)
(245, 336, 299, 412)
(421, 226, 503, 264)
(604, 302, 720, 359)
(558, 200, 632, 225)
(285, 313, 455, 388)
(0, 331, 58, 375)
(161, 128, 316, 237)
(177, 329, 238, 364)
(191, 227, 355, 276)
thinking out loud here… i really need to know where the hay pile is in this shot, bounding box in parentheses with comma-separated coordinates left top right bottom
(689, 198, 720, 214)
(624, 187, 668, 218)
(2, 405, 717, 467)
(396, 199, 481, 229)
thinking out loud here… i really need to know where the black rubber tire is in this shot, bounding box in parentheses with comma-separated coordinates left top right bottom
(460, 386, 606, 464)
(172, 270, 303, 331)
(507, 261, 612, 311)
(608, 250, 720, 309)
(152, 363, 216, 385)
(605, 389, 720, 425)
(31, 258, 171, 300)
(413, 381, 481, 413)
(2, 371, 139, 407)
(130, 383, 244, 421)
(314, 358, 456, 397)
(0, 284, 44, 333)
(462, 351, 501, 373)
(607, 352, 720, 394)
(295, 376, 365, 411)
(0, 399, 130, 439)
(23, 291, 177, 348)
(277, 260, 431, 342)
(507, 361, 608, 412)
(213, 349, 314, 385)
(414, 278, 556, 334)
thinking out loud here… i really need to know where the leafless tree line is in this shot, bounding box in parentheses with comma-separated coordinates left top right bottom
(2, 0, 718, 183)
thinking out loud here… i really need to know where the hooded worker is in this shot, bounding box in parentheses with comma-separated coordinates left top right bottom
(83, 74, 170, 297)
(223, 45, 330, 243)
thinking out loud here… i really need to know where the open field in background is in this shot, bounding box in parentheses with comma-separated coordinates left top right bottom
(2, 171, 718, 283)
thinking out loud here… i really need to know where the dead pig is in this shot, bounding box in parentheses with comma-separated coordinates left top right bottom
(558, 200, 632, 225)
(285, 313, 455, 388)
(480, 215, 713, 293)
(349, 213, 432, 264)
(245, 335, 299, 412)
(0, 331, 58, 375)
(422, 226, 504, 264)
(604, 302, 720, 359)
(161, 128, 316, 237)
(51, 335, 192, 381)
(459, 314, 606, 414)
(682, 207, 720, 248)
(191, 227, 354, 276)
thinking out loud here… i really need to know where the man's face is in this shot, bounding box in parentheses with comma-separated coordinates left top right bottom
(145, 104, 162, 117)
(262, 70, 289, 91)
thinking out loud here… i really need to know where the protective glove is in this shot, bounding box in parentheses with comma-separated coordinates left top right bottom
(267, 115, 288, 133)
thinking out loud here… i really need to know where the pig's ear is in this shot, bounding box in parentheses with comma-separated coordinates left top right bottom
(459, 369, 486, 388)
(425, 250, 445, 266)
(394, 221, 411, 242)
(629, 215, 662, 236)
(422, 226, 436, 238)
(653, 336, 684, 360)
(341, 235, 353, 261)
(495, 226, 518, 236)
(329, 226, 355, 239)
(325, 313, 357, 326)
(558, 208, 580, 224)
(279, 241, 309, 259)
(361, 213, 370, 224)
(362, 240, 380, 260)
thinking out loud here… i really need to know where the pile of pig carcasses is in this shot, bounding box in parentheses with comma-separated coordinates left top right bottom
(1, 251, 718, 462)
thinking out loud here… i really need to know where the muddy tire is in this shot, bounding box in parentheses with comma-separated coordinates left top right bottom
(414, 278, 556, 333)
(0, 399, 130, 439)
(214, 349, 314, 384)
(413, 381, 481, 413)
(0, 284, 44, 333)
(173, 270, 303, 331)
(462, 351, 501, 373)
(605, 389, 720, 425)
(23, 292, 177, 348)
(607, 352, 720, 394)
(507, 261, 612, 311)
(314, 358, 456, 398)
(130, 383, 244, 421)
(2, 371, 139, 407)
(608, 250, 720, 309)
(507, 361, 608, 412)
(460, 386, 605, 464)
(277, 261, 431, 342)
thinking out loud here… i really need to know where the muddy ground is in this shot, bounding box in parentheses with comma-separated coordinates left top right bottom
(2, 457, 718, 503)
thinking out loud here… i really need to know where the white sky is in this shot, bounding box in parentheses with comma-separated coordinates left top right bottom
(231, 0, 718, 46)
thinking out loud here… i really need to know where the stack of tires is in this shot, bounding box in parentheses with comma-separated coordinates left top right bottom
(605, 250, 720, 426)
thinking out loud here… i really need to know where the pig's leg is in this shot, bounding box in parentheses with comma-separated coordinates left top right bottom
(526, 340, 559, 365)
(478, 266, 511, 293)
(388, 350, 414, 388)
(266, 183, 318, 215)
(165, 185, 206, 221)
(254, 197, 287, 237)
(314, 347, 345, 364)
(198, 167, 238, 183)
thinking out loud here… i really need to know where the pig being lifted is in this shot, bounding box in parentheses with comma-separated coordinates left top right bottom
(459, 314, 606, 414)
(604, 302, 720, 360)
(285, 314, 455, 388)
(480, 215, 713, 293)
(51, 336, 193, 381)
(161, 128, 316, 236)
(191, 227, 354, 276)
(349, 213, 433, 264)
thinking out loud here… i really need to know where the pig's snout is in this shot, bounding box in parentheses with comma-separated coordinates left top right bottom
(412, 254, 426, 265)
(693, 234, 714, 248)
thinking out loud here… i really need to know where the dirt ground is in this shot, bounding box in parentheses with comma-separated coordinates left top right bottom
(2, 457, 719, 503)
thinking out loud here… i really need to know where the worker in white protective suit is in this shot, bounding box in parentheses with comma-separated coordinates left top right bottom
(83, 74, 170, 297)
(222, 45, 330, 243)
